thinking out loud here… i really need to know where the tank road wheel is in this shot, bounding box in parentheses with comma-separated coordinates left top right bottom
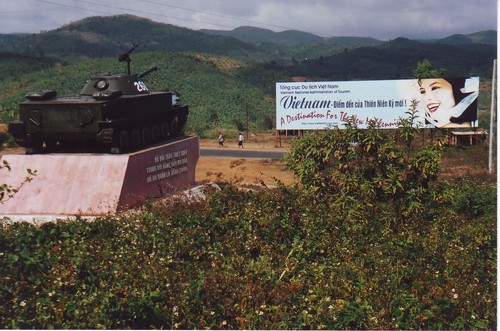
(178, 113, 188, 132)
(151, 125, 161, 142)
(119, 130, 130, 152)
(142, 127, 151, 145)
(160, 122, 169, 139)
(42, 139, 56, 153)
(131, 129, 141, 147)
(25, 139, 44, 154)
(170, 117, 180, 137)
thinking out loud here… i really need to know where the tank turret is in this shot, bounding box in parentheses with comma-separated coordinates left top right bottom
(8, 45, 188, 154)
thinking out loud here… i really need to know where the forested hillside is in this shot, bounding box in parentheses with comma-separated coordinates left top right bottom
(0, 15, 496, 132)
(0, 51, 288, 134)
(0, 52, 57, 81)
(291, 37, 496, 80)
(0, 15, 269, 61)
(0, 14, 495, 70)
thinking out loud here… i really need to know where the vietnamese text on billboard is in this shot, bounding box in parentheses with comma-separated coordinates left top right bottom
(276, 77, 479, 130)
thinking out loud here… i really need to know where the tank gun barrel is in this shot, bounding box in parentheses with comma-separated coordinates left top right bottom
(138, 66, 158, 78)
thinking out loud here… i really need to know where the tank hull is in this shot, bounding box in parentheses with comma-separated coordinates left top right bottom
(9, 91, 188, 154)
(9, 47, 189, 154)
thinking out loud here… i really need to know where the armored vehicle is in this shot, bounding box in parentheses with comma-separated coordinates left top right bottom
(8, 45, 188, 154)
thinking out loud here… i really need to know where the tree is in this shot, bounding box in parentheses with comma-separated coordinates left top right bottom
(412, 59, 447, 78)
(284, 102, 442, 225)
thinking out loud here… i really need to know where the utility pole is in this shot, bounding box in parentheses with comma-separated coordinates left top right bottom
(246, 101, 249, 140)
(488, 59, 496, 174)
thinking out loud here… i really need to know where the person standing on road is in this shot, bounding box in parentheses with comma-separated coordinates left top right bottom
(238, 132, 244, 148)
(218, 132, 225, 147)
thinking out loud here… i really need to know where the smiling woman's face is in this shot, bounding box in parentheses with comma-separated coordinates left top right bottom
(419, 79, 456, 118)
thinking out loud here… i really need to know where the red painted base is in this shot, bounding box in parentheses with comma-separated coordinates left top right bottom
(0, 136, 199, 216)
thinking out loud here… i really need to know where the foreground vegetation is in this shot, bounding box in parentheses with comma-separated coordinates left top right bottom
(0, 113, 496, 329)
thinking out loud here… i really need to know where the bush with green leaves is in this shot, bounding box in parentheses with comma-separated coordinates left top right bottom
(0, 105, 496, 329)
(0, 179, 495, 329)
(285, 104, 442, 226)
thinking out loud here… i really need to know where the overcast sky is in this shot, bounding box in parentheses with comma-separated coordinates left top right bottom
(0, 0, 497, 40)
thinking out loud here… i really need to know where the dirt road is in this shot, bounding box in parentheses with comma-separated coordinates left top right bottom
(196, 135, 294, 186)
(0, 134, 296, 187)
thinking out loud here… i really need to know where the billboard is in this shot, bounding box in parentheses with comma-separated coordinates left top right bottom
(276, 77, 479, 130)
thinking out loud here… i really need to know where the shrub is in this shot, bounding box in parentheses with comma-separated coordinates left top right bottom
(0, 108, 496, 328)
(284, 106, 443, 227)
(446, 178, 496, 216)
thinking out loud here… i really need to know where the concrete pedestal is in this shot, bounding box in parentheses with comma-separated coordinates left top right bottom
(0, 136, 199, 216)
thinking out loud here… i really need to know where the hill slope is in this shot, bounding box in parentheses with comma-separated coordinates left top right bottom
(200, 26, 324, 44)
(0, 15, 270, 61)
(431, 30, 497, 45)
(201, 26, 382, 46)
(0, 51, 288, 132)
(291, 37, 496, 80)
(0, 15, 494, 67)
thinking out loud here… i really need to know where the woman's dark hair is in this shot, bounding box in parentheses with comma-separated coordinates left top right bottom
(447, 77, 478, 123)
(447, 78, 469, 103)
(418, 77, 477, 124)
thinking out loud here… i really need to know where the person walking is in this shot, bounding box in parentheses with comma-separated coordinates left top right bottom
(238, 132, 244, 148)
(217, 132, 225, 147)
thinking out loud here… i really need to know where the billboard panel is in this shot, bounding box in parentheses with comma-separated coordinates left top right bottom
(276, 77, 479, 130)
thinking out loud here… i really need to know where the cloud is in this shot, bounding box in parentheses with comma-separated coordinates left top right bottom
(0, 0, 496, 39)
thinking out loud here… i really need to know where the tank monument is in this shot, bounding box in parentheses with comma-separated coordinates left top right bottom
(1, 45, 199, 217)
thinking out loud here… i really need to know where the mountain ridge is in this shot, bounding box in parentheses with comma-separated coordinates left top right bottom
(0, 15, 495, 80)
(200, 25, 496, 46)
(0, 15, 495, 58)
